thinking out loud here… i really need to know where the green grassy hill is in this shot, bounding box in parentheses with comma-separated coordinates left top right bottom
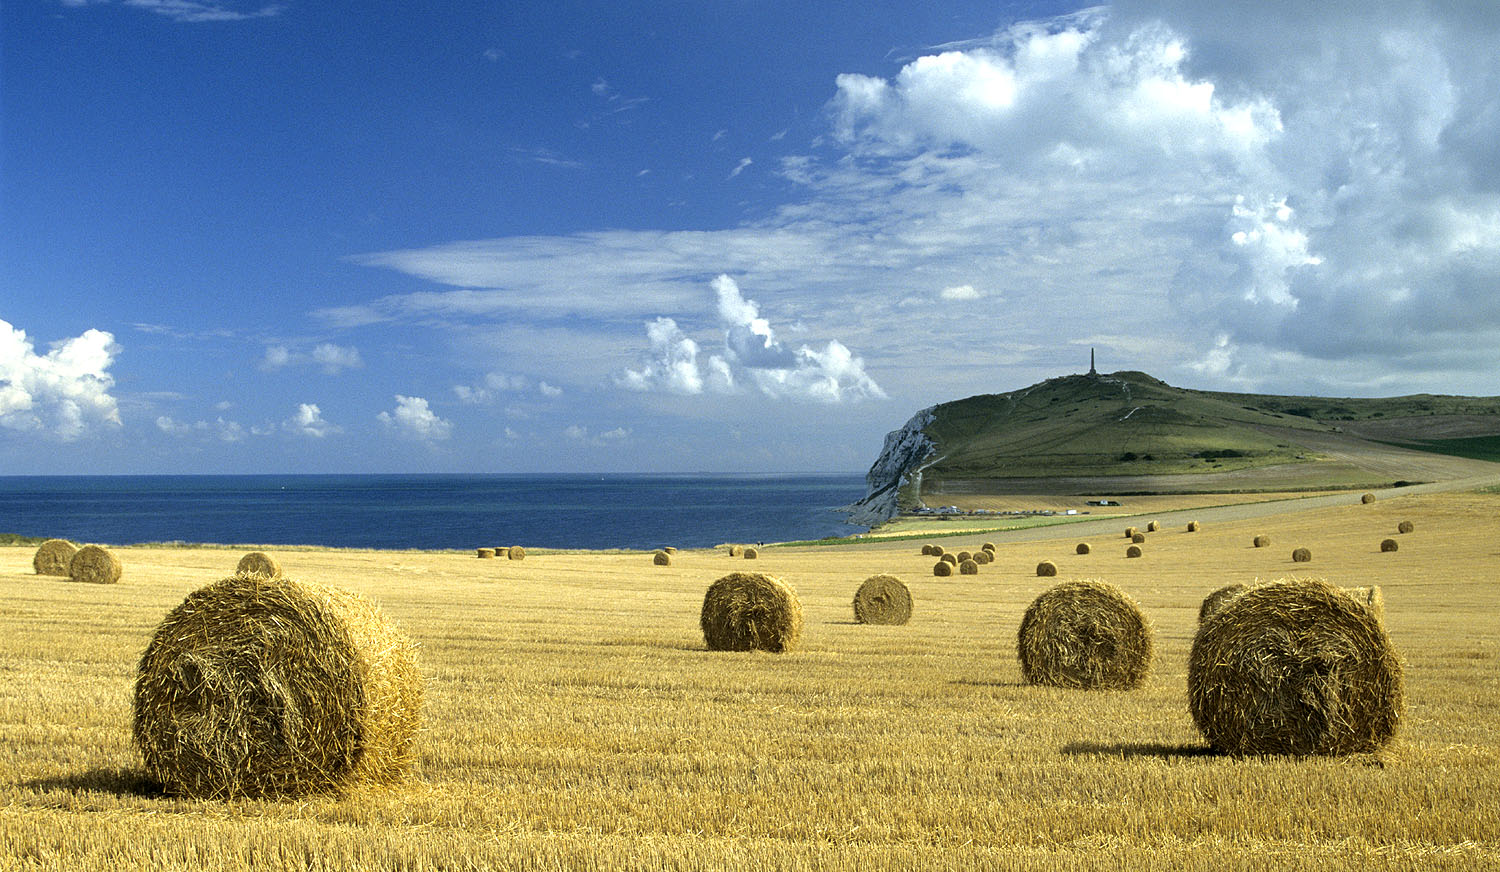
(906, 371, 1500, 495)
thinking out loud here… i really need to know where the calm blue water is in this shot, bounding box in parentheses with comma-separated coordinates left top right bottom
(0, 474, 869, 550)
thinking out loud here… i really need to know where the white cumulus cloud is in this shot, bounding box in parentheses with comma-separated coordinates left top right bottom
(378, 395, 452, 441)
(261, 343, 362, 374)
(285, 403, 339, 438)
(0, 319, 121, 441)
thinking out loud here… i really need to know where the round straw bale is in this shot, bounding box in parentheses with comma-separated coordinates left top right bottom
(133, 574, 423, 798)
(236, 552, 283, 577)
(1189, 578, 1403, 755)
(852, 574, 912, 625)
(931, 545, 945, 557)
(743, 547, 758, 559)
(1017, 580, 1154, 690)
(1126, 545, 1143, 558)
(1397, 521, 1414, 534)
(1147, 521, 1159, 533)
(508, 546, 526, 561)
(653, 550, 672, 566)
(982, 542, 996, 553)
(1341, 585, 1385, 622)
(973, 549, 992, 565)
(940, 553, 958, 566)
(1199, 583, 1250, 624)
(1131, 532, 1146, 544)
(32, 539, 78, 576)
(1187, 521, 1201, 532)
(1379, 538, 1399, 553)
(476, 548, 496, 559)
(1036, 560, 1057, 577)
(68, 545, 121, 584)
(728, 545, 743, 557)
(699, 572, 801, 653)
(1253, 534, 1271, 548)
(956, 551, 973, 563)
(1292, 547, 1312, 563)
(1361, 492, 1376, 504)
(663, 546, 677, 554)
(494, 547, 510, 558)
(1076, 542, 1091, 555)
(959, 559, 979, 575)
(933, 561, 953, 577)
(920, 544, 934, 556)
(1124, 527, 1138, 539)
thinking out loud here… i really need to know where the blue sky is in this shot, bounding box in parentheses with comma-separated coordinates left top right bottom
(4, 0, 1499, 475)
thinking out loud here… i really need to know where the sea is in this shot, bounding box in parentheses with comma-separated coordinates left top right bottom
(0, 474, 871, 551)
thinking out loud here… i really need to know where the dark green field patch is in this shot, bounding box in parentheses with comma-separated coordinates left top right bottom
(1397, 434, 1500, 464)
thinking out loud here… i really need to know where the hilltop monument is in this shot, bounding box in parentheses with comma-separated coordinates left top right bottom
(1088, 348, 1097, 376)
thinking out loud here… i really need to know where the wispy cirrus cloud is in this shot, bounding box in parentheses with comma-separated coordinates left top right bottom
(61, 0, 285, 23)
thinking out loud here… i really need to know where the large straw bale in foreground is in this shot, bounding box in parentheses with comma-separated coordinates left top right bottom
(237, 552, 283, 577)
(69, 544, 122, 584)
(852, 574, 912, 625)
(1189, 578, 1402, 756)
(1017, 580, 1154, 690)
(1342, 585, 1385, 622)
(33, 539, 78, 576)
(133, 574, 423, 799)
(700, 572, 802, 653)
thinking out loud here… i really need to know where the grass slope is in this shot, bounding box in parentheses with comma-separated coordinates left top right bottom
(917, 371, 1500, 488)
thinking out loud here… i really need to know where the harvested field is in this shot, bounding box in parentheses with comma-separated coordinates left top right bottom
(2, 489, 1499, 870)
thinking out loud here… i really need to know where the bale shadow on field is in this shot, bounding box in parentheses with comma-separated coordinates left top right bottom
(1060, 741, 1219, 760)
(825, 620, 863, 625)
(20, 766, 164, 798)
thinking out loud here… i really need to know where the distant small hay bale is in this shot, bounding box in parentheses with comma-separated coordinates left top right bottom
(1131, 532, 1146, 544)
(68, 545, 122, 584)
(133, 574, 423, 798)
(476, 548, 496, 559)
(1362, 492, 1377, 504)
(1124, 527, 1138, 539)
(920, 544, 935, 556)
(1341, 585, 1385, 622)
(933, 561, 953, 577)
(940, 553, 958, 566)
(1253, 535, 1271, 548)
(508, 546, 526, 561)
(494, 547, 510, 558)
(1076, 542, 1091, 555)
(1397, 521, 1414, 534)
(1292, 547, 1312, 563)
(653, 550, 672, 566)
(1147, 521, 1160, 533)
(1187, 521, 1201, 532)
(1017, 580, 1154, 690)
(973, 549, 992, 565)
(930, 545, 946, 557)
(743, 548, 759, 560)
(1199, 583, 1250, 624)
(982, 542, 996, 552)
(959, 559, 979, 575)
(1189, 578, 1403, 755)
(1126, 545, 1143, 558)
(699, 572, 802, 653)
(32, 539, 78, 576)
(1036, 560, 1058, 577)
(236, 552, 283, 577)
(852, 574, 912, 625)
(663, 546, 677, 554)
(728, 545, 744, 557)
(956, 551, 973, 563)
(1379, 538, 1399, 553)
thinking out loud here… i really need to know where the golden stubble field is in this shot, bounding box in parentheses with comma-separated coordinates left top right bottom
(1, 491, 1497, 870)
